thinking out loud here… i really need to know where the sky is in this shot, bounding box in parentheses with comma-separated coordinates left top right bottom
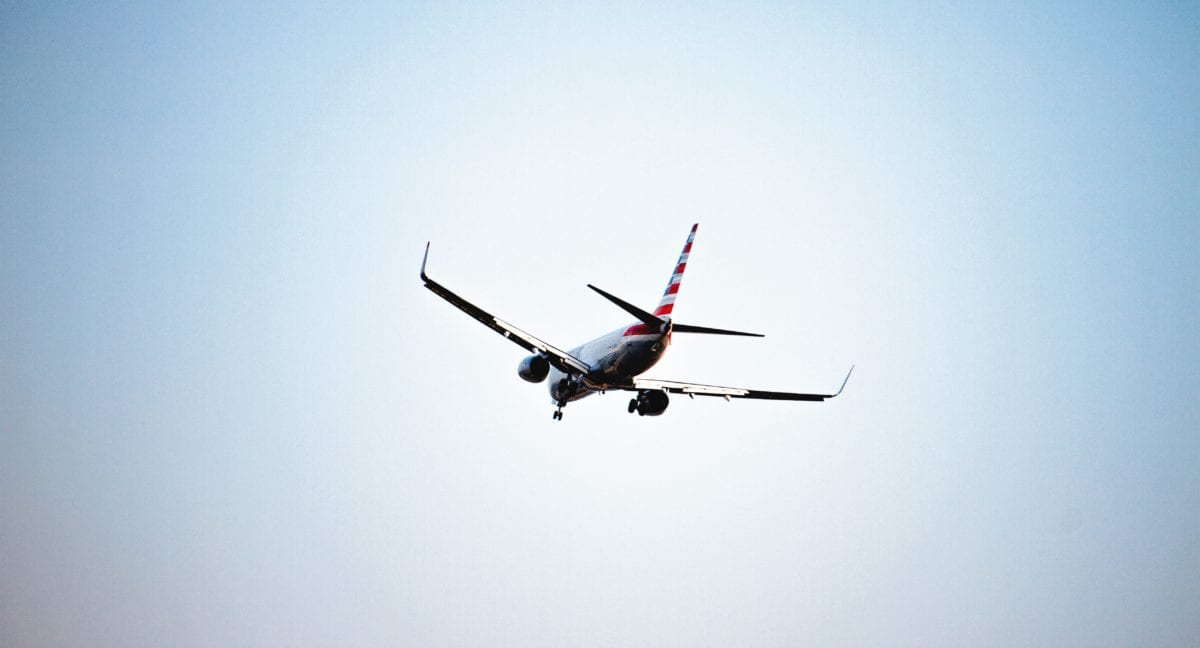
(2, 2, 1198, 646)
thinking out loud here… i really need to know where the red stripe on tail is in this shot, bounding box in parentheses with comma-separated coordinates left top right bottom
(654, 224, 697, 316)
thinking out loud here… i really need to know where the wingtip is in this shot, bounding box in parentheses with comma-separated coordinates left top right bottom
(420, 241, 431, 279)
(833, 364, 855, 397)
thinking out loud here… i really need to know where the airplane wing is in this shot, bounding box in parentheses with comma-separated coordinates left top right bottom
(420, 243, 591, 376)
(622, 366, 854, 402)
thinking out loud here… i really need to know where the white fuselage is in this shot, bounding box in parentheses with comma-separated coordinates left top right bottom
(547, 324, 671, 404)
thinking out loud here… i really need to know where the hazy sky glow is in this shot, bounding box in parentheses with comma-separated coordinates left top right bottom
(2, 3, 1198, 646)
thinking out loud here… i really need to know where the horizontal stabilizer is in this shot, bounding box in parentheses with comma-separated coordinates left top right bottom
(672, 323, 764, 337)
(587, 284, 664, 328)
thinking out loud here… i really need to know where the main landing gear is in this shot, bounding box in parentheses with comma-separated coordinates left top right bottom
(552, 377, 576, 421)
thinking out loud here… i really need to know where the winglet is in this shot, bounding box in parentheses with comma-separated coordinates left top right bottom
(420, 242, 430, 281)
(833, 365, 855, 397)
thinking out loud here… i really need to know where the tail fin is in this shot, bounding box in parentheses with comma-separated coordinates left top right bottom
(654, 223, 697, 318)
(587, 224, 764, 338)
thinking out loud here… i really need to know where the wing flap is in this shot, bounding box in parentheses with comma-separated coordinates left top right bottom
(627, 366, 854, 402)
(493, 318, 591, 374)
(420, 243, 591, 376)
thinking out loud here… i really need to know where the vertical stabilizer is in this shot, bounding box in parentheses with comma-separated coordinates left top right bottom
(654, 223, 697, 317)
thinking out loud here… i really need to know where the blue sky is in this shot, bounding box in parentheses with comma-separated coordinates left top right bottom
(2, 3, 1198, 646)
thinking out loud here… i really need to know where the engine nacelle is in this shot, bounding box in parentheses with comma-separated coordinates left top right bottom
(517, 354, 550, 383)
(636, 389, 670, 416)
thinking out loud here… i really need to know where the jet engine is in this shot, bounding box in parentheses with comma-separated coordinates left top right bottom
(517, 354, 550, 383)
(630, 389, 670, 416)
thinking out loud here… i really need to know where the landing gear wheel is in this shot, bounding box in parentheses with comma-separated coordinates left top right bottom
(628, 398, 638, 414)
(552, 409, 563, 421)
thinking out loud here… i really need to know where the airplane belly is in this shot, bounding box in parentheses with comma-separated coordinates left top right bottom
(546, 332, 666, 405)
(546, 367, 597, 404)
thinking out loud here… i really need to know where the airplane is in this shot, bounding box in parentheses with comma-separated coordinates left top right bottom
(419, 224, 853, 420)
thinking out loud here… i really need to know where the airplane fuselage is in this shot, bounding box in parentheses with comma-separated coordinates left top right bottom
(548, 325, 671, 404)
